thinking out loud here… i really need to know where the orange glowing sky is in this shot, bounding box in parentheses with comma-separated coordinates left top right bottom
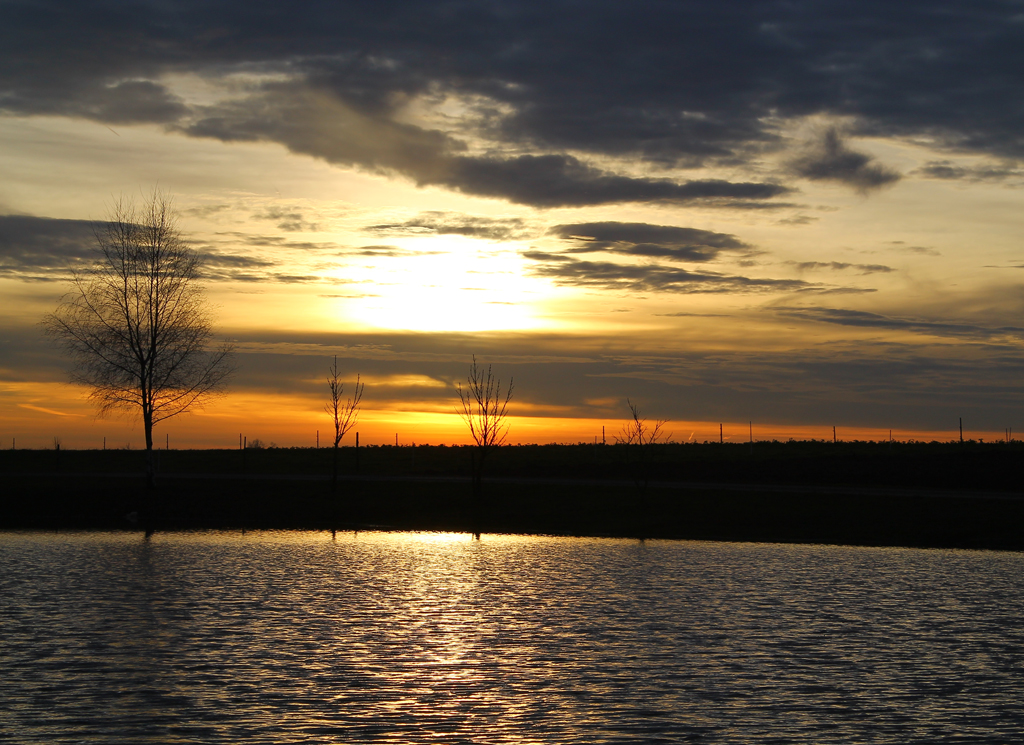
(2, 3, 1024, 449)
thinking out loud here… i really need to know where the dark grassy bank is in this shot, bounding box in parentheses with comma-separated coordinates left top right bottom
(4, 438, 1024, 489)
(2, 441, 1023, 550)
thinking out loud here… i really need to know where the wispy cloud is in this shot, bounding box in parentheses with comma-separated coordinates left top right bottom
(366, 212, 533, 241)
(549, 221, 752, 262)
(522, 252, 824, 294)
(774, 306, 1024, 341)
(915, 160, 1024, 182)
(4, 1, 1024, 192)
(0, 214, 96, 279)
(252, 208, 320, 232)
(885, 241, 942, 257)
(788, 261, 893, 275)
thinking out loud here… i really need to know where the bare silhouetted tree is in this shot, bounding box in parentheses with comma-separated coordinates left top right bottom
(325, 356, 363, 490)
(456, 356, 513, 520)
(43, 191, 233, 490)
(618, 399, 669, 448)
(616, 399, 670, 499)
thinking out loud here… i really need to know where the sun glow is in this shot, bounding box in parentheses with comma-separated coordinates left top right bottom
(336, 239, 549, 332)
(353, 284, 539, 331)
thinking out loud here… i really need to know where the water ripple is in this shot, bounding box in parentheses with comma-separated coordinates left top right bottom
(2, 531, 1023, 743)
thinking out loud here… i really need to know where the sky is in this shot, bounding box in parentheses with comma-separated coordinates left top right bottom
(2, 0, 1024, 449)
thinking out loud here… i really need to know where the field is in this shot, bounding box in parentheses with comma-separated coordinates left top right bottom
(2, 441, 1023, 550)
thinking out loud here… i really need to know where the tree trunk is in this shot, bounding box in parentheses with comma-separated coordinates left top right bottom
(143, 410, 155, 473)
(142, 409, 156, 536)
(332, 442, 339, 494)
(471, 447, 486, 537)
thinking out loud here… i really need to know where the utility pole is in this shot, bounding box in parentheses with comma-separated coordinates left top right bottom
(960, 417, 963, 444)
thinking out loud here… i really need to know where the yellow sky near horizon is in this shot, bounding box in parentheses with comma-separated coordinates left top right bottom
(3, 104, 1024, 447)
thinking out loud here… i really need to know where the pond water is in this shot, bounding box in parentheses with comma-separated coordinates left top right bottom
(2, 531, 1023, 743)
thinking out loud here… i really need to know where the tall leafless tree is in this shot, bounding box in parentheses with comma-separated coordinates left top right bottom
(616, 398, 670, 497)
(325, 356, 364, 490)
(456, 356, 513, 517)
(617, 399, 669, 448)
(43, 191, 233, 488)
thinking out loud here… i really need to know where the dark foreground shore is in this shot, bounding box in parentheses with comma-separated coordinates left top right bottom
(3, 441, 1024, 550)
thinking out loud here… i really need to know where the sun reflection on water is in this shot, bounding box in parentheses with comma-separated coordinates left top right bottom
(2, 531, 1024, 743)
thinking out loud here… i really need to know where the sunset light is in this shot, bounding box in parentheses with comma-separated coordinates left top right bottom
(2, 2, 1024, 450)
(7, 7, 1024, 742)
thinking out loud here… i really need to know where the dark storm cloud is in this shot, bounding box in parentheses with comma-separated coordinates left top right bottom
(549, 222, 751, 262)
(0, 215, 96, 279)
(179, 82, 458, 181)
(6, 2, 1021, 205)
(182, 89, 792, 207)
(789, 129, 900, 193)
(179, 83, 790, 208)
(431, 155, 790, 208)
(521, 251, 824, 294)
(2, 77, 188, 124)
(775, 306, 1024, 342)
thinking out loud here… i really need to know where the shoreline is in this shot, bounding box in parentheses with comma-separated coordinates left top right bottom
(4, 442, 1023, 550)
(5, 468, 1024, 552)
